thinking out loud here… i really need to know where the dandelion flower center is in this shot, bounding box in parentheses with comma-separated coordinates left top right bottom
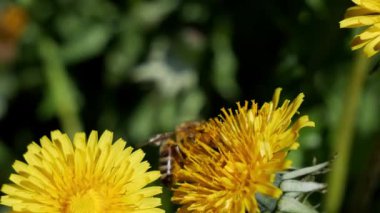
(66, 189, 102, 213)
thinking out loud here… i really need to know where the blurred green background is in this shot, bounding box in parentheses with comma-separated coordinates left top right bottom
(0, 0, 379, 212)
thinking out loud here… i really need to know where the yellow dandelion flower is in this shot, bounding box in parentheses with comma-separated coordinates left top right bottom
(340, 0, 380, 57)
(172, 88, 315, 212)
(0, 130, 163, 213)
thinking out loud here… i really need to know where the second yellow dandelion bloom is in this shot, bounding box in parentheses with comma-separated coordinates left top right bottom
(172, 88, 315, 212)
(1, 130, 163, 213)
(340, 0, 380, 57)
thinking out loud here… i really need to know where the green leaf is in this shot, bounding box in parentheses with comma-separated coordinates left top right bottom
(211, 20, 239, 100)
(39, 37, 83, 135)
(61, 24, 112, 64)
(105, 26, 144, 80)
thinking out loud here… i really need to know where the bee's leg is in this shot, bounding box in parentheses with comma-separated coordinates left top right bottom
(174, 145, 186, 166)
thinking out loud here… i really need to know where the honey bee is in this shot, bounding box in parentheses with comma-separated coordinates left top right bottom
(147, 121, 206, 186)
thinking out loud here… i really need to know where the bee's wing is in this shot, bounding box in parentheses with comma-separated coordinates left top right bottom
(138, 132, 174, 148)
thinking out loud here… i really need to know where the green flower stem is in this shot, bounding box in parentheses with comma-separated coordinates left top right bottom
(326, 52, 370, 212)
(39, 37, 82, 135)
